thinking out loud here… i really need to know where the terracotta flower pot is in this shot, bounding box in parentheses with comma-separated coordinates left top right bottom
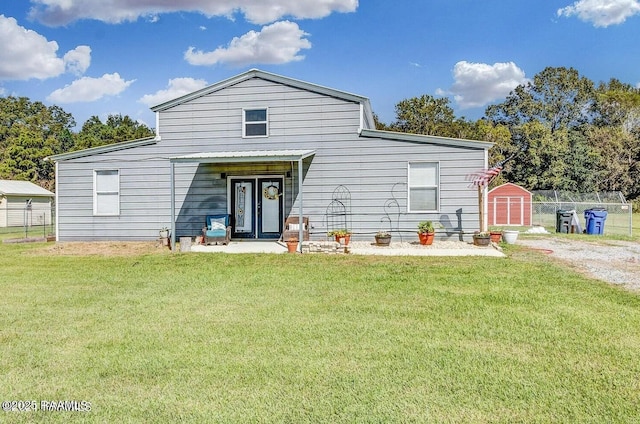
(335, 235, 351, 245)
(418, 232, 434, 245)
(490, 231, 502, 243)
(286, 240, 299, 253)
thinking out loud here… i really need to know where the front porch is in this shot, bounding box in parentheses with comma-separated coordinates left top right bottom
(169, 149, 315, 251)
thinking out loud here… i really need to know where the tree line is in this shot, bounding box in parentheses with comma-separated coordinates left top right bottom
(377, 66, 640, 202)
(1, 66, 639, 203)
(0, 97, 154, 190)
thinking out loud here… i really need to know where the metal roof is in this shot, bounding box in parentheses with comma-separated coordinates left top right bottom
(170, 149, 316, 164)
(0, 180, 54, 197)
(46, 136, 158, 162)
(359, 128, 494, 150)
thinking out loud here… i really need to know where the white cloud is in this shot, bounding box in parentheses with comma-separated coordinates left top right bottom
(441, 61, 528, 109)
(557, 0, 640, 27)
(63, 45, 91, 76)
(47, 73, 135, 103)
(28, 0, 358, 26)
(139, 77, 208, 106)
(185, 21, 311, 67)
(0, 14, 89, 80)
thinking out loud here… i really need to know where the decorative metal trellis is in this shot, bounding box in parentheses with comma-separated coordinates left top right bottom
(381, 182, 405, 242)
(325, 185, 351, 235)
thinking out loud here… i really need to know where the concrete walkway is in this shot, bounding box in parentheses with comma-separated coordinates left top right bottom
(189, 240, 505, 257)
(190, 241, 288, 254)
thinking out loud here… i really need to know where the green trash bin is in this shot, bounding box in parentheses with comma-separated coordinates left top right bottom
(556, 210, 573, 233)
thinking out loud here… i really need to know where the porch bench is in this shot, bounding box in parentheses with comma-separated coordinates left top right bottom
(282, 216, 309, 241)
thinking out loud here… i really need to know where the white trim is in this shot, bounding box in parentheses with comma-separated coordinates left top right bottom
(155, 112, 160, 139)
(93, 169, 120, 216)
(407, 161, 440, 213)
(242, 107, 269, 138)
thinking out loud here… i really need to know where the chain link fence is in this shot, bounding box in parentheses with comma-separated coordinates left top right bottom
(0, 202, 55, 238)
(531, 190, 633, 236)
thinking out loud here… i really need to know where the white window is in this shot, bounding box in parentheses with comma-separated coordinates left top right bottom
(243, 108, 268, 137)
(408, 162, 439, 212)
(94, 170, 119, 215)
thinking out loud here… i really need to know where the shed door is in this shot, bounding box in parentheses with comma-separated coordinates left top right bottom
(494, 196, 524, 226)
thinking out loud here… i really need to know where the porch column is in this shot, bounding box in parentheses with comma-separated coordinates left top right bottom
(298, 157, 303, 253)
(170, 161, 176, 251)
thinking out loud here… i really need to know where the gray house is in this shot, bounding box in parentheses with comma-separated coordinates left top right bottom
(49, 69, 492, 244)
(0, 180, 54, 228)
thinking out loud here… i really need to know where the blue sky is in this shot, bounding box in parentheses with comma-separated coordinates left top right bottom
(1, 0, 639, 130)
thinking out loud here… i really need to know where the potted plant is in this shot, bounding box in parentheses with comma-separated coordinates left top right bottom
(489, 228, 503, 243)
(286, 237, 299, 253)
(473, 231, 491, 246)
(159, 227, 170, 246)
(417, 221, 435, 245)
(375, 231, 392, 246)
(328, 229, 351, 245)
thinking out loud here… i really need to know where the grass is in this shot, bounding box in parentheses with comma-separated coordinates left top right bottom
(1, 241, 639, 423)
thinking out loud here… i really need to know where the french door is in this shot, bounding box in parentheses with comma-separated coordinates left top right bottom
(230, 177, 283, 239)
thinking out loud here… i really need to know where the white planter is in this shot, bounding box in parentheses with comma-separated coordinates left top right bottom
(502, 230, 519, 244)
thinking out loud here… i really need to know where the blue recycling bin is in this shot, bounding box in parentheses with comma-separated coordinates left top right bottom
(584, 208, 607, 235)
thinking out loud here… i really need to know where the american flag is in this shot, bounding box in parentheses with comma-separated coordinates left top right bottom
(467, 165, 502, 187)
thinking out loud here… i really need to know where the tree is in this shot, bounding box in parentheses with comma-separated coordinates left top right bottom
(74, 114, 154, 150)
(0, 97, 76, 190)
(484, 67, 599, 191)
(486, 67, 595, 133)
(389, 94, 473, 138)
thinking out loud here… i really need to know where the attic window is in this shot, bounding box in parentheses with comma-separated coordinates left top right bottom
(243, 108, 268, 137)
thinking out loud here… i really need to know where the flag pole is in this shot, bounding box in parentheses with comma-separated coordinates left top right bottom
(478, 184, 484, 232)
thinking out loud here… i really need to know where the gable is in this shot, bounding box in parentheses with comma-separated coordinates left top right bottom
(489, 183, 532, 197)
(151, 69, 375, 129)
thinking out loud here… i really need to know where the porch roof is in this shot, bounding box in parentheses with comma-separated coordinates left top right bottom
(169, 149, 315, 164)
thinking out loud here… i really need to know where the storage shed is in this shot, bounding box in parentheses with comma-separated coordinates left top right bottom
(488, 183, 532, 226)
(0, 180, 54, 228)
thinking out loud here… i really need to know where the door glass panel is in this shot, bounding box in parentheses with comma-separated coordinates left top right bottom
(261, 180, 280, 233)
(234, 181, 253, 233)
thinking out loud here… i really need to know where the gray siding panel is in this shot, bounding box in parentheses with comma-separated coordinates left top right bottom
(56, 76, 488, 242)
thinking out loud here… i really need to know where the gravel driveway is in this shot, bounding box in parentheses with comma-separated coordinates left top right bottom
(517, 237, 640, 291)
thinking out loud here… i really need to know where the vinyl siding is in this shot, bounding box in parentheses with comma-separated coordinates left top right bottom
(56, 76, 488, 241)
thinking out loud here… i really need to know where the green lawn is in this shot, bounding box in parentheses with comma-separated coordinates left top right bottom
(1, 241, 639, 423)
